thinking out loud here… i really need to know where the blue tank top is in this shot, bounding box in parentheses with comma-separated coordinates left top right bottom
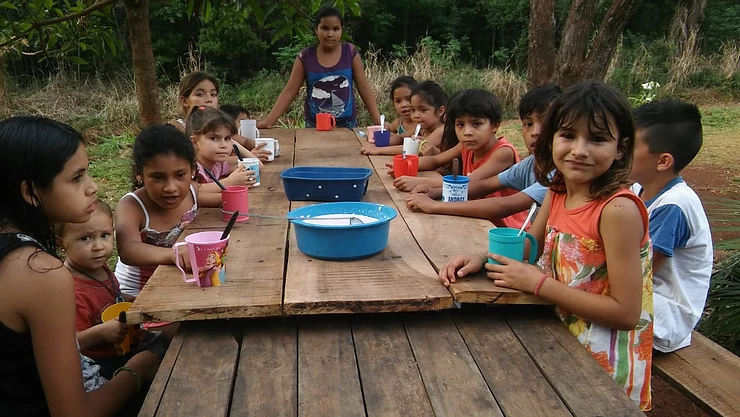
(299, 42, 358, 125)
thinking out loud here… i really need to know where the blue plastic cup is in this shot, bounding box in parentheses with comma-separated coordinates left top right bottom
(487, 227, 538, 265)
(442, 175, 469, 202)
(374, 130, 391, 147)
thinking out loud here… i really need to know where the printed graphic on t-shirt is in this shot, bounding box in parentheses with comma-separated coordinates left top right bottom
(309, 70, 352, 118)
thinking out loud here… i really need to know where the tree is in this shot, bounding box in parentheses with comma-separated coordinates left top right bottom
(528, 0, 645, 88)
(527, 0, 556, 87)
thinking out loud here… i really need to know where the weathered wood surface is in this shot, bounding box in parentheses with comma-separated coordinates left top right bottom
(282, 128, 453, 315)
(653, 330, 740, 417)
(357, 131, 547, 306)
(127, 130, 295, 323)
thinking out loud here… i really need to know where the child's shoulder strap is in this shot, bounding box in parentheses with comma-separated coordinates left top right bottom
(0, 233, 45, 262)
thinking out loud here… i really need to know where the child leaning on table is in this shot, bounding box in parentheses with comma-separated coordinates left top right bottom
(629, 99, 713, 353)
(0, 116, 160, 416)
(439, 82, 654, 410)
(406, 83, 562, 225)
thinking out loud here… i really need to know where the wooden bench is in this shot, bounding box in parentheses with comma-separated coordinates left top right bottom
(652, 330, 740, 417)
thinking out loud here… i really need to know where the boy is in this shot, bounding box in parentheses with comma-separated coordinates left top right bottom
(406, 83, 561, 222)
(630, 99, 713, 353)
(221, 104, 250, 125)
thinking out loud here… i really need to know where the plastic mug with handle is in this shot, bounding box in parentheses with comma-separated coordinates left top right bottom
(254, 138, 276, 162)
(487, 227, 539, 265)
(101, 302, 136, 355)
(403, 137, 420, 156)
(392, 154, 419, 177)
(316, 113, 336, 131)
(239, 119, 260, 140)
(173, 231, 230, 288)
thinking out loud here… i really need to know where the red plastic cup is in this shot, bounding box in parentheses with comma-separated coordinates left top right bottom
(393, 154, 419, 177)
(221, 186, 249, 222)
(316, 113, 337, 131)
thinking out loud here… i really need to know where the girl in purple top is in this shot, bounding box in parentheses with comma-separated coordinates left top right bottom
(258, 6, 381, 129)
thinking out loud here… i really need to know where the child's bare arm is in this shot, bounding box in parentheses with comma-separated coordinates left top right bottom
(258, 58, 305, 128)
(467, 146, 516, 181)
(467, 176, 503, 199)
(407, 191, 536, 221)
(115, 196, 179, 266)
(361, 143, 403, 156)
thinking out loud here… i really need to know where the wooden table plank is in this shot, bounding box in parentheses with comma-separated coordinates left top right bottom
(138, 329, 186, 417)
(453, 309, 572, 417)
(507, 308, 645, 417)
(127, 130, 295, 323)
(352, 316, 435, 417)
(230, 319, 298, 417)
(154, 321, 240, 417)
(404, 312, 504, 417)
(298, 317, 365, 417)
(283, 128, 452, 315)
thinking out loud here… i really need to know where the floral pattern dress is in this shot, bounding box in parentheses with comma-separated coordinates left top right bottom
(538, 188, 653, 410)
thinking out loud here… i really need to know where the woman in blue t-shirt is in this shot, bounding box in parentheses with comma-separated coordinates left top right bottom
(258, 6, 381, 129)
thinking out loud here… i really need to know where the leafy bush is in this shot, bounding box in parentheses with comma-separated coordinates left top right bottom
(701, 251, 740, 353)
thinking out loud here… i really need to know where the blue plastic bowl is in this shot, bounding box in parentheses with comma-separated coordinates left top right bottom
(281, 167, 372, 202)
(289, 202, 397, 261)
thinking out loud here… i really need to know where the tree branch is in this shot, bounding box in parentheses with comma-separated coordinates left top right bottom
(0, 0, 117, 49)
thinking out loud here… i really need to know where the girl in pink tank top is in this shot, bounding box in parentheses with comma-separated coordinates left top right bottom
(440, 82, 653, 410)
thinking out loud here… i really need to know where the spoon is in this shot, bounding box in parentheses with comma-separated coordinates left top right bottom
(221, 210, 239, 240)
(223, 211, 365, 225)
(356, 130, 367, 139)
(517, 202, 538, 236)
(118, 311, 126, 324)
(452, 158, 460, 180)
(413, 123, 422, 139)
(203, 167, 227, 190)
(380, 115, 385, 132)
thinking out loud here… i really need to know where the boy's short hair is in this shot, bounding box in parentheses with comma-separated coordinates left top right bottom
(518, 83, 562, 119)
(446, 89, 503, 125)
(220, 104, 250, 121)
(634, 99, 703, 173)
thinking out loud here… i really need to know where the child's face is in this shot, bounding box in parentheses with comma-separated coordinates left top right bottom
(60, 210, 114, 271)
(181, 79, 219, 113)
(38, 144, 99, 224)
(192, 126, 233, 164)
(235, 112, 249, 125)
(139, 153, 194, 209)
(315, 16, 342, 48)
(521, 112, 544, 155)
(455, 115, 499, 152)
(552, 115, 623, 187)
(392, 86, 413, 120)
(411, 95, 443, 130)
(629, 130, 661, 183)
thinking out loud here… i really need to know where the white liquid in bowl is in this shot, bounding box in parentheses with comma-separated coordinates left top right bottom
(301, 213, 379, 226)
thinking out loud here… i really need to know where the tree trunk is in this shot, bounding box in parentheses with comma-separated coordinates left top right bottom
(527, 0, 556, 87)
(582, 0, 644, 81)
(123, 0, 161, 126)
(555, 0, 598, 88)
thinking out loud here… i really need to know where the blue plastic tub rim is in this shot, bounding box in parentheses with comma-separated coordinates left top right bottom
(288, 202, 397, 229)
(281, 166, 373, 181)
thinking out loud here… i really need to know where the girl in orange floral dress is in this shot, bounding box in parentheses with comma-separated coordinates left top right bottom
(440, 81, 653, 410)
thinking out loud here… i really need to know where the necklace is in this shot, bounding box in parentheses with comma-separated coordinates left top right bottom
(65, 261, 125, 304)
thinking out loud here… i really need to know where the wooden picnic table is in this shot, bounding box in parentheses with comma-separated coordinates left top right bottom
(131, 128, 645, 416)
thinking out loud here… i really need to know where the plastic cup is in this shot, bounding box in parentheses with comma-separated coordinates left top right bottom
(487, 227, 538, 265)
(101, 302, 135, 355)
(173, 231, 230, 288)
(403, 137, 420, 156)
(392, 154, 419, 177)
(316, 113, 337, 131)
(239, 119, 260, 140)
(255, 138, 276, 161)
(221, 186, 249, 222)
(374, 130, 391, 147)
(238, 158, 261, 187)
(366, 125, 382, 143)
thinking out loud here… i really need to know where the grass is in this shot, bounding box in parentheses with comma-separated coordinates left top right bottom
(694, 105, 740, 167)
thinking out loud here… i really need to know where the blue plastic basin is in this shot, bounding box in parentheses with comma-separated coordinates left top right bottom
(289, 202, 397, 261)
(281, 167, 372, 202)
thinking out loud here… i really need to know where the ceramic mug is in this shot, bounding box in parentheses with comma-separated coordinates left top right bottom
(393, 154, 419, 177)
(316, 113, 336, 131)
(487, 227, 538, 265)
(173, 231, 229, 288)
(255, 138, 276, 161)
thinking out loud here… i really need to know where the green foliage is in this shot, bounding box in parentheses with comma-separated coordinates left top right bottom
(701, 251, 740, 352)
(87, 133, 136, 202)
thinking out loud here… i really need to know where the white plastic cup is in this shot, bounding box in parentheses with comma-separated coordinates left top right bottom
(238, 157, 261, 187)
(239, 119, 260, 140)
(255, 138, 276, 161)
(403, 137, 420, 156)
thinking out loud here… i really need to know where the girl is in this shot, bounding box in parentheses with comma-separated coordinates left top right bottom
(0, 116, 159, 416)
(440, 82, 653, 410)
(114, 124, 200, 298)
(388, 75, 418, 145)
(186, 107, 257, 206)
(257, 6, 381, 129)
(392, 89, 525, 227)
(169, 71, 268, 162)
(362, 80, 446, 156)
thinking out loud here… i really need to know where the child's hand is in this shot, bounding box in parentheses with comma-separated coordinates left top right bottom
(385, 162, 395, 178)
(406, 193, 440, 213)
(438, 253, 487, 287)
(99, 319, 130, 344)
(410, 184, 431, 194)
(224, 164, 251, 187)
(484, 254, 545, 293)
(124, 350, 162, 384)
(361, 143, 381, 155)
(393, 176, 424, 192)
(252, 141, 272, 162)
(173, 245, 191, 271)
(256, 120, 271, 129)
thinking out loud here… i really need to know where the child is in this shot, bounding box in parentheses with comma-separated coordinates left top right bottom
(115, 124, 200, 297)
(439, 82, 653, 410)
(220, 104, 250, 124)
(59, 199, 163, 379)
(630, 99, 712, 353)
(0, 116, 160, 415)
(169, 71, 269, 162)
(258, 6, 381, 129)
(388, 75, 418, 144)
(362, 80, 447, 156)
(393, 89, 525, 228)
(406, 84, 562, 223)
(186, 106, 257, 206)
